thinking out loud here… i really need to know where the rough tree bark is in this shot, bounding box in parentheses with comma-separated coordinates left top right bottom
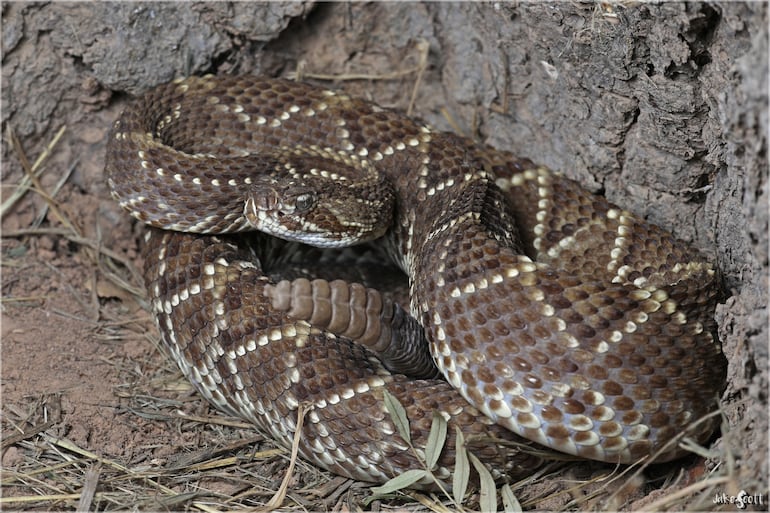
(2, 2, 766, 510)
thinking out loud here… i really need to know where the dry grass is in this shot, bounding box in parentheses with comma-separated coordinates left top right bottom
(1, 401, 735, 512)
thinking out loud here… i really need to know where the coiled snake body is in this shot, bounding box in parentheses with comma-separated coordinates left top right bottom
(106, 75, 726, 486)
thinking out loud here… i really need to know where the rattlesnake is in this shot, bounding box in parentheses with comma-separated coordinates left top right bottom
(105, 75, 726, 486)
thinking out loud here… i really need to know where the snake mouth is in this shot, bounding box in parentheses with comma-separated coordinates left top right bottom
(242, 195, 350, 248)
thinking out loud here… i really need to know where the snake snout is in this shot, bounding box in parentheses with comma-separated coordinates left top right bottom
(243, 190, 350, 248)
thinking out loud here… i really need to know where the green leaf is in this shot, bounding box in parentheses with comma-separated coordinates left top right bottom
(425, 411, 448, 469)
(382, 389, 411, 444)
(501, 484, 522, 513)
(452, 428, 470, 505)
(469, 452, 497, 513)
(368, 469, 428, 497)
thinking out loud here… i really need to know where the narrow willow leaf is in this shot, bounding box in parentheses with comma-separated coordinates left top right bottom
(452, 428, 470, 505)
(369, 469, 428, 497)
(425, 411, 448, 469)
(501, 483, 523, 513)
(382, 389, 411, 444)
(469, 452, 497, 513)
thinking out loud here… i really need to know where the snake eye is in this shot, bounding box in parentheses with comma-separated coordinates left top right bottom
(293, 193, 315, 213)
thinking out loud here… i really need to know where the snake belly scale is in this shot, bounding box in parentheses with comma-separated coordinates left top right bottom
(105, 75, 726, 486)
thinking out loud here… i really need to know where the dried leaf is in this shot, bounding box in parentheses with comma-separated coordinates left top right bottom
(368, 469, 428, 497)
(382, 389, 411, 444)
(425, 411, 448, 469)
(501, 483, 522, 513)
(469, 452, 497, 513)
(452, 428, 470, 504)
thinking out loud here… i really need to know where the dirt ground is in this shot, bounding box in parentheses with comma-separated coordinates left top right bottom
(1, 2, 767, 511)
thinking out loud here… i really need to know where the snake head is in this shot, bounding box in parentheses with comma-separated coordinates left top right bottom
(246, 180, 317, 215)
(244, 175, 392, 248)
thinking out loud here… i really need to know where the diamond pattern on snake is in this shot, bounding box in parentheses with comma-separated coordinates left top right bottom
(105, 75, 726, 488)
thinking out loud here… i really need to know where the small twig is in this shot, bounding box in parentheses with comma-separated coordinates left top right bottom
(5, 125, 78, 236)
(439, 107, 467, 137)
(171, 410, 255, 429)
(0, 494, 90, 505)
(38, 433, 178, 496)
(643, 476, 732, 511)
(406, 38, 430, 117)
(407, 491, 456, 513)
(1, 125, 66, 219)
(0, 419, 58, 449)
(75, 463, 101, 513)
(33, 157, 79, 229)
(0, 295, 48, 304)
(289, 67, 425, 82)
(290, 39, 430, 117)
(264, 403, 310, 511)
(489, 54, 511, 115)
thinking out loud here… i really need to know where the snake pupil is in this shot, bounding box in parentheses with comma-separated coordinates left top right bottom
(294, 193, 315, 213)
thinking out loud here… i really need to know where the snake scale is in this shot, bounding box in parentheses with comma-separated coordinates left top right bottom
(105, 75, 726, 487)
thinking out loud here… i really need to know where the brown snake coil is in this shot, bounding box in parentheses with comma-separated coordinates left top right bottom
(105, 75, 726, 487)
